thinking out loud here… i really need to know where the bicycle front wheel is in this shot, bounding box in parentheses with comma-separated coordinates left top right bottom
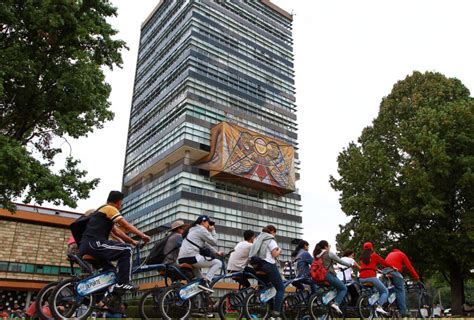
(49, 278, 95, 320)
(243, 289, 270, 319)
(158, 284, 191, 320)
(218, 291, 243, 319)
(308, 293, 331, 320)
(356, 294, 373, 320)
(139, 288, 163, 320)
(418, 291, 432, 318)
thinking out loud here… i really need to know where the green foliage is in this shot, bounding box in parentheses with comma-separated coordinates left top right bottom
(331, 71, 474, 303)
(0, 0, 126, 211)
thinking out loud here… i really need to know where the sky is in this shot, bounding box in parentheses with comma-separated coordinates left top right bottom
(50, 0, 474, 253)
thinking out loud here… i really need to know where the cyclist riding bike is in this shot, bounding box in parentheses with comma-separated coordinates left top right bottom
(358, 242, 395, 315)
(227, 229, 256, 288)
(79, 190, 150, 291)
(248, 224, 284, 319)
(292, 240, 318, 294)
(313, 240, 356, 314)
(177, 215, 224, 293)
(385, 248, 420, 317)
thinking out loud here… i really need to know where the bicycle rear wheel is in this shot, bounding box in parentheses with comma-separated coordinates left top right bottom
(139, 288, 163, 320)
(218, 291, 243, 319)
(243, 289, 270, 319)
(282, 295, 300, 320)
(49, 278, 95, 320)
(35, 281, 58, 320)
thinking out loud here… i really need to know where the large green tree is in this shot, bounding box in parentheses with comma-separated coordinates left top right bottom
(330, 71, 474, 315)
(0, 0, 126, 211)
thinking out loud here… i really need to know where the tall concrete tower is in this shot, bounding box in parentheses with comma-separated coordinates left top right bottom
(122, 0, 301, 286)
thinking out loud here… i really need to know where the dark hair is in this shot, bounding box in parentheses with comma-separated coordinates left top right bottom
(342, 249, 354, 257)
(292, 240, 309, 258)
(107, 190, 124, 203)
(361, 249, 372, 265)
(243, 230, 255, 241)
(262, 225, 277, 234)
(313, 240, 329, 257)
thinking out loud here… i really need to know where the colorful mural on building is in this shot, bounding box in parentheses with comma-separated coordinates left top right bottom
(196, 122, 295, 195)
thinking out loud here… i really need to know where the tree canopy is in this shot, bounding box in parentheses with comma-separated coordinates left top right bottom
(0, 0, 126, 211)
(330, 71, 474, 314)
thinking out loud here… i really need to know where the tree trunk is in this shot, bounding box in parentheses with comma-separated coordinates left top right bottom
(449, 265, 464, 315)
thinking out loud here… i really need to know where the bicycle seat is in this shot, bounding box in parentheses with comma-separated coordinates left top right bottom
(179, 263, 194, 270)
(82, 254, 96, 262)
(256, 271, 267, 276)
(362, 282, 374, 287)
(315, 280, 331, 287)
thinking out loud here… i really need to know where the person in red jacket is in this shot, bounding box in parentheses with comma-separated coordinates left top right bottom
(385, 248, 420, 317)
(359, 242, 394, 315)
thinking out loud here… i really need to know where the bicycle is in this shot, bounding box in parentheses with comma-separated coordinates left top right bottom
(217, 267, 266, 319)
(48, 242, 165, 319)
(281, 278, 313, 320)
(156, 252, 241, 319)
(36, 251, 101, 319)
(356, 269, 398, 319)
(138, 263, 195, 319)
(241, 270, 302, 319)
(406, 280, 432, 318)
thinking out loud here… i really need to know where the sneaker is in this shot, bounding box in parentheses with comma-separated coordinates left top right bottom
(114, 283, 138, 291)
(268, 311, 282, 320)
(198, 280, 215, 293)
(375, 305, 388, 315)
(330, 303, 343, 314)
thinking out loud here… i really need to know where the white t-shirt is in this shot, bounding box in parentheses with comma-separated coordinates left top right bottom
(336, 257, 355, 282)
(264, 239, 279, 264)
(227, 241, 252, 271)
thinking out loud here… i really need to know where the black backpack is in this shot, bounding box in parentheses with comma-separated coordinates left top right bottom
(69, 206, 105, 246)
(147, 234, 179, 264)
(70, 214, 92, 246)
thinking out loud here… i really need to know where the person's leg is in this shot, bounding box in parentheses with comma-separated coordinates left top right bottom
(90, 240, 133, 284)
(371, 278, 389, 305)
(193, 256, 221, 282)
(390, 272, 408, 315)
(261, 262, 284, 313)
(326, 272, 348, 305)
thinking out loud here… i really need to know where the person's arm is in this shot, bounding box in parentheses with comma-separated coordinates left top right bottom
(112, 226, 138, 246)
(269, 240, 280, 257)
(402, 252, 420, 280)
(201, 225, 219, 247)
(374, 253, 394, 269)
(116, 218, 150, 244)
(328, 251, 353, 267)
(300, 251, 313, 264)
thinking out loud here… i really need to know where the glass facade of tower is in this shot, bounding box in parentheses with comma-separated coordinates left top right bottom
(122, 0, 302, 286)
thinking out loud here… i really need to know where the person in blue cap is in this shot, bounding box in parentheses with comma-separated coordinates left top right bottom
(178, 215, 224, 292)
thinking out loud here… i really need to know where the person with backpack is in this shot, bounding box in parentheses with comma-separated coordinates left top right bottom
(385, 248, 420, 317)
(312, 240, 355, 314)
(78, 191, 151, 291)
(359, 242, 395, 315)
(291, 240, 318, 294)
(178, 215, 224, 293)
(248, 225, 284, 319)
(162, 220, 188, 264)
(146, 219, 188, 265)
